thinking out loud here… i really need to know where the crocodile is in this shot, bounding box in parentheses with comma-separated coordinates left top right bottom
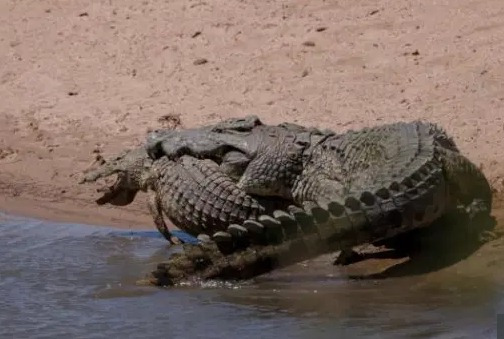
(81, 115, 321, 242)
(80, 147, 290, 243)
(144, 115, 321, 189)
(145, 116, 490, 208)
(81, 117, 492, 286)
(145, 117, 492, 236)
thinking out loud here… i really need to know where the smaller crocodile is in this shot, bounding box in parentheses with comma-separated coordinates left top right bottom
(80, 147, 288, 242)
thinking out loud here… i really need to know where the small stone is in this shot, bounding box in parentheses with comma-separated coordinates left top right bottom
(157, 114, 181, 129)
(315, 27, 327, 32)
(302, 41, 315, 47)
(193, 58, 208, 65)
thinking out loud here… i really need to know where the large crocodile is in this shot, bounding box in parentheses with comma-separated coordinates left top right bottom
(145, 116, 491, 210)
(81, 117, 492, 286)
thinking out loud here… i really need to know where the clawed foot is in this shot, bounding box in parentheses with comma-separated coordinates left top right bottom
(157, 229, 183, 245)
(169, 235, 182, 245)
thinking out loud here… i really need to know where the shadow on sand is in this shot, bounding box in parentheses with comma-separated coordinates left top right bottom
(346, 211, 501, 280)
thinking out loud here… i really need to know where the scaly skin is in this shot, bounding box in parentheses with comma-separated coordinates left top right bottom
(239, 120, 491, 213)
(146, 163, 449, 286)
(141, 120, 492, 285)
(146, 151, 491, 286)
(148, 156, 289, 237)
(145, 115, 326, 196)
(82, 118, 492, 285)
(79, 148, 283, 242)
(144, 118, 491, 239)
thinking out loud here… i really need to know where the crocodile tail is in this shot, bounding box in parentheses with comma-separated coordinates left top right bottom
(147, 161, 448, 286)
(153, 156, 271, 236)
(146, 204, 346, 286)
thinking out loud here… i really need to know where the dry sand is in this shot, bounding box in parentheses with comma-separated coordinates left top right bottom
(1, 0, 504, 229)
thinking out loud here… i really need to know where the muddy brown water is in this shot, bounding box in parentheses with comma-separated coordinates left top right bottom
(1, 209, 504, 338)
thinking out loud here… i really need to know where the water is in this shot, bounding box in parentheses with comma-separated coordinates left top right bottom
(1, 212, 503, 338)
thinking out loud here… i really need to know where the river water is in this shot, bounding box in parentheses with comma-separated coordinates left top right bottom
(1, 212, 503, 338)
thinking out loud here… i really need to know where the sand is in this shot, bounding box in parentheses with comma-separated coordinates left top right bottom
(1, 0, 504, 230)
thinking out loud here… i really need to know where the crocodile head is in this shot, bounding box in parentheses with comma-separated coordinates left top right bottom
(144, 115, 263, 161)
(143, 117, 266, 182)
(79, 147, 155, 206)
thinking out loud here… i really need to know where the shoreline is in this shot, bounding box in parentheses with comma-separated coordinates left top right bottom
(0, 190, 153, 229)
(1, 0, 504, 229)
(0, 156, 503, 230)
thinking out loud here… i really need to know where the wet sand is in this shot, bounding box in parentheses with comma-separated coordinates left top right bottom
(1, 0, 504, 229)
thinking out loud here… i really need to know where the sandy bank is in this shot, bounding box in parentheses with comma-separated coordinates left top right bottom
(1, 0, 503, 229)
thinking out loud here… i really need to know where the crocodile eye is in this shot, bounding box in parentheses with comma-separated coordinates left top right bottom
(287, 147, 303, 160)
(295, 140, 309, 147)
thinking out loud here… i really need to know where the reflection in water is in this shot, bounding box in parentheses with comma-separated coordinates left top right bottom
(0, 211, 503, 338)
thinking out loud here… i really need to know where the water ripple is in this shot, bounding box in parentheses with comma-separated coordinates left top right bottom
(0, 213, 503, 338)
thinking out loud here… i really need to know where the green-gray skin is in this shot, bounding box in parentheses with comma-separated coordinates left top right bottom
(80, 119, 491, 284)
(139, 118, 491, 286)
(80, 116, 310, 243)
(80, 147, 285, 244)
(144, 115, 319, 191)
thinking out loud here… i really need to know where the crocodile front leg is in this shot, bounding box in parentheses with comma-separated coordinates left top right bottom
(147, 188, 181, 245)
